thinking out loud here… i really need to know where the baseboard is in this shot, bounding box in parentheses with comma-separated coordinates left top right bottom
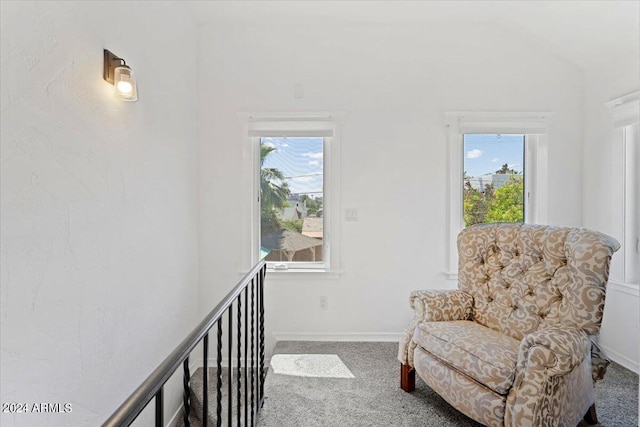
(608, 281, 640, 297)
(272, 332, 402, 342)
(599, 344, 640, 374)
(167, 404, 183, 427)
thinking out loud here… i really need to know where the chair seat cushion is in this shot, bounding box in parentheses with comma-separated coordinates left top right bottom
(413, 320, 520, 395)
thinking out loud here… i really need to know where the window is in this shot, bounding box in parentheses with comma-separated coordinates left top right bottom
(260, 137, 325, 265)
(238, 112, 345, 273)
(607, 92, 640, 286)
(445, 112, 551, 278)
(463, 134, 525, 226)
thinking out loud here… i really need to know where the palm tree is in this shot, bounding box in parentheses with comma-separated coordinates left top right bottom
(261, 144, 290, 209)
(260, 143, 290, 234)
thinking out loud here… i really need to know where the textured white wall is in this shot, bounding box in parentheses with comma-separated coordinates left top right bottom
(197, 20, 585, 355)
(0, 2, 199, 426)
(583, 57, 640, 373)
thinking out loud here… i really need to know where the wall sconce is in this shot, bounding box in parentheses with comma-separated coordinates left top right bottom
(103, 49, 138, 101)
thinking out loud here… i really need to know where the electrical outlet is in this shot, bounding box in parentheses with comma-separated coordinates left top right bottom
(320, 296, 328, 311)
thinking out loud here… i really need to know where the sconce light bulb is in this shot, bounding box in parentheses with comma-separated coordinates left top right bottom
(112, 65, 138, 101)
(117, 80, 133, 94)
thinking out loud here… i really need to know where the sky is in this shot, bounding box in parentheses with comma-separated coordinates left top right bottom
(261, 135, 523, 195)
(261, 137, 324, 197)
(463, 134, 525, 177)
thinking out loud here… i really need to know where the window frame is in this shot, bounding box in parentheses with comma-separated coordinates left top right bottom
(238, 112, 346, 274)
(607, 91, 640, 286)
(445, 111, 552, 279)
(462, 133, 527, 226)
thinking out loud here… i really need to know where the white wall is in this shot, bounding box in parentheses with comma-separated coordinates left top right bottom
(583, 55, 640, 373)
(0, 2, 199, 426)
(197, 19, 585, 356)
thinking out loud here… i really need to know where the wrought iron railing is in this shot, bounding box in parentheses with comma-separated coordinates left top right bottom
(103, 260, 267, 427)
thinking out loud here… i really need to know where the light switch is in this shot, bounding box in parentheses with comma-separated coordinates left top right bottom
(345, 208, 358, 221)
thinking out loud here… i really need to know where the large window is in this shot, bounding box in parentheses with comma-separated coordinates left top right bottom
(608, 92, 640, 286)
(445, 112, 550, 278)
(260, 137, 325, 266)
(463, 134, 525, 226)
(238, 112, 345, 273)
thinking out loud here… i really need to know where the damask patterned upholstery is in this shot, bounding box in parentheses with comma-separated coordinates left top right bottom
(399, 223, 619, 427)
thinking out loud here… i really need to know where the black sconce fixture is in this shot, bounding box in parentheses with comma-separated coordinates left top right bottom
(103, 49, 138, 101)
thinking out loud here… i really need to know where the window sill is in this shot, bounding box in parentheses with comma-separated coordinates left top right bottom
(266, 269, 343, 280)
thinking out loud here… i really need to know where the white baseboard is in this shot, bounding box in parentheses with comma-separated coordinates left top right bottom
(599, 344, 640, 374)
(608, 281, 640, 297)
(167, 404, 183, 427)
(272, 332, 402, 342)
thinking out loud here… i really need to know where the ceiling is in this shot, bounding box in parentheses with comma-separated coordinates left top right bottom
(188, 0, 639, 71)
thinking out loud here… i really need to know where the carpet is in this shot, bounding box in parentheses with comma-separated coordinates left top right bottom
(256, 341, 638, 427)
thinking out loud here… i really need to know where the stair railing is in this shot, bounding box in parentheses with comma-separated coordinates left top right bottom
(103, 260, 267, 427)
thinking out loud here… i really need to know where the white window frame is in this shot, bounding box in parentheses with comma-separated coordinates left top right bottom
(238, 112, 345, 274)
(445, 111, 552, 279)
(607, 91, 640, 287)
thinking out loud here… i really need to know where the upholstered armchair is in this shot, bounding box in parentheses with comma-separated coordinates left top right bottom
(398, 224, 619, 427)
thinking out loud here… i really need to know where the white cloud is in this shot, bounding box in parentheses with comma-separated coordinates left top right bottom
(290, 176, 312, 183)
(263, 141, 276, 149)
(303, 152, 323, 159)
(308, 160, 320, 166)
(281, 143, 289, 147)
(491, 158, 499, 163)
(288, 175, 323, 195)
(466, 149, 483, 159)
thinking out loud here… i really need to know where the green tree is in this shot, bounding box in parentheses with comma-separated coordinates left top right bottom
(282, 219, 303, 233)
(485, 176, 524, 223)
(495, 163, 518, 174)
(260, 143, 291, 235)
(300, 194, 320, 216)
(464, 182, 494, 226)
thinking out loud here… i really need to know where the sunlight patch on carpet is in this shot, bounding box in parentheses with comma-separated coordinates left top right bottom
(270, 354, 355, 378)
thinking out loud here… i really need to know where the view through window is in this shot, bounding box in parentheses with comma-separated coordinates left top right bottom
(463, 134, 525, 227)
(260, 137, 324, 264)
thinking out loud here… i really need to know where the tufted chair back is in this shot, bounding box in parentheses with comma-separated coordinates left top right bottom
(457, 223, 620, 341)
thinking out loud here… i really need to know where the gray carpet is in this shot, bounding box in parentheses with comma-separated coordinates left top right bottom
(256, 341, 639, 427)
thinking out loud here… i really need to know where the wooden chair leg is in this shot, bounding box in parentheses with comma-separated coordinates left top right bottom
(583, 403, 598, 425)
(400, 363, 415, 392)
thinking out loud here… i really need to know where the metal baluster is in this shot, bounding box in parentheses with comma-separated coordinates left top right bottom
(203, 333, 209, 427)
(155, 387, 163, 427)
(259, 266, 265, 404)
(183, 357, 191, 427)
(217, 319, 223, 427)
(244, 286, 248, 426)
(237, 297, 242, 426)
(256, 272, 261, 409)
(250, 278, 255, 426)
(228, 306, 233, 427)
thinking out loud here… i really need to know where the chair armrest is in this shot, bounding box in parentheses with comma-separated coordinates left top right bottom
(398, 290, 473, 365)
(516, 326, 590, 376)
(409, 290, 473, 322)
(505, 326, 592, 426)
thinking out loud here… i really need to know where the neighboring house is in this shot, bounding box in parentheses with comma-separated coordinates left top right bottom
(281, 200, 308, 220)
(262, 229, 322, 262)
(301, 217, 323, 240)
(466, 173, 518, 192)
